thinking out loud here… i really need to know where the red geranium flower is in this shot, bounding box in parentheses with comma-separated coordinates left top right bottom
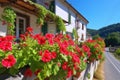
(87, 51, 91, 57)
(38, 36, 46, 45)
(68, 40, 74, 45)
(39, 51, 43, 56)
(20, 34, 26, 41)
(3, 35, 14, 41)
(66, 34, 71, 39)
(71, 53, 80, 63)
(62, 62, 68, 70)
(26, 27, 33, 33)
(60, 46, 69, 55)
(51, 52, 57, 59)
(24, 68, 33, 77)
(41, 50, 52, 62)
(1, 54, 16, 68)
(82, 45, 90, 52)
(0, 41, 12, 51)
(67, 68, 73, 78)
(34, 69, 41, 76)
(45, 33, 54, 39)
(48, 39, 54, 45)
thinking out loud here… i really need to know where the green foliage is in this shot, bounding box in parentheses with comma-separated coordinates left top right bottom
(115, 48, 120, 56)
(87, 73, 90, 79)
(55, 16, 66, 32)
(93, 34, 100, 40)
(1, 7, 16, 35)
(105, 32, 120, 47)
(87, 28, 98, 36)
(32, 1, 66, 32)
(82, 37, 105, 62)
(72, 28, 78, 43)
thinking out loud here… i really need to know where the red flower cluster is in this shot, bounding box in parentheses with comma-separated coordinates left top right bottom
(24, 68, 33, 77)
(67, 68, 73, 78)
(62, 62, 73, 78)
(41, 50, 57, 62)
(83, 38, 105, 62)
(1, 54, 16, 68)
(62, 62, 68, 70)
(71, 53, 80, 63)
(0, 36, 14, 51)
(82, 44, 91, 57)
(26, 27, 33, 33)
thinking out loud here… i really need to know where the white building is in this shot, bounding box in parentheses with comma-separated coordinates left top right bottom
(35, 0, 89, 42)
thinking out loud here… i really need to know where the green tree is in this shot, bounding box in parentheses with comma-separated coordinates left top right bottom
(105, 32, 120, 47)
(93, 34, 100, 40)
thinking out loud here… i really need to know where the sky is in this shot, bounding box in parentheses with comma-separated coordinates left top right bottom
(67, 0, 120, 30)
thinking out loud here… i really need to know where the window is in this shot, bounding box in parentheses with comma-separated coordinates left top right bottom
(76, 20, 80, 30)
(82, 24, 84, 30)
(68, 13, 71, 24)
(81, 34, 84, 40)
(15, 12, 30, 39)
(41, 22, 48, 35)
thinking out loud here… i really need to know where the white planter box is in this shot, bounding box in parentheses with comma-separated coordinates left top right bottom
(73, 70, 86, 80)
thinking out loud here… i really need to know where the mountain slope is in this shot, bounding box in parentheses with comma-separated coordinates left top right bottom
(98, 23, 120, 37)
(87, 28, 98, 36)
(87, 23, 120, 38)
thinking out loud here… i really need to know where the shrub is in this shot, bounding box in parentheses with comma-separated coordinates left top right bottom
(115, 48, 120, 56)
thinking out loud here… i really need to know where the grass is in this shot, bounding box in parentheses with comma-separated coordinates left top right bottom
(93, 61, 105, 80)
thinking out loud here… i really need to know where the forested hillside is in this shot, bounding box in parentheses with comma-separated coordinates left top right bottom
(87, 23, 120, 38)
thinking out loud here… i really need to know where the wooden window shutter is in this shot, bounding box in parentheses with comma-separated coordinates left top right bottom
(49, 1, 55, 13)
(56, 27, 60, 33)
(42, 22, 48, 35)
(82, 24, 84, 30)
(68, 13, 71, 24)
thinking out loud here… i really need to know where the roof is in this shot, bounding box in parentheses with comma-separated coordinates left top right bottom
(63, 0, 89, 24)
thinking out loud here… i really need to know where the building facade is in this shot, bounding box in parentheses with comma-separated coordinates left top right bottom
(35, 0, 88, 42)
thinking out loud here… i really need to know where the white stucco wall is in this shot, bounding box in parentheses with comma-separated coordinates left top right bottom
(48, 22, 56, 34)
(55, 0, 68, 22)
(0, 7, 7, 37)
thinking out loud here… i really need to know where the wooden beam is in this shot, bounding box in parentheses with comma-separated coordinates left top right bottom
(12, 3, 37, 16)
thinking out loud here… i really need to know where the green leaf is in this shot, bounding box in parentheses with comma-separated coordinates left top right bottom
(30, 60, 41, 72)
(60, 54, 68, 61)
(0, 68, 6, 74)
(48, 63, 52, 69)
(9, 67, 19, 75)
(52, 64, 59, 75)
